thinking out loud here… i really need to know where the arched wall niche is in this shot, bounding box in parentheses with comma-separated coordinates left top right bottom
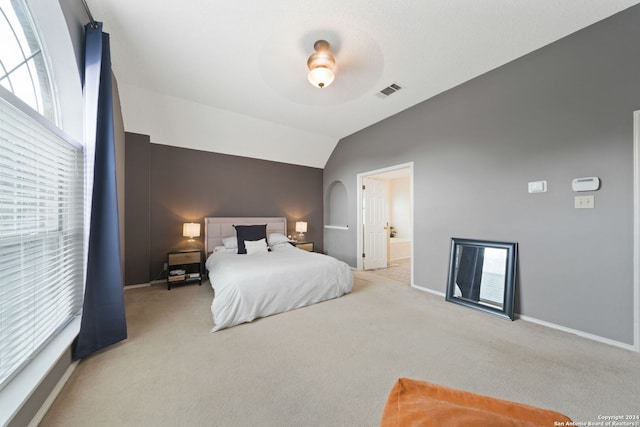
(326, 180, 348, 228)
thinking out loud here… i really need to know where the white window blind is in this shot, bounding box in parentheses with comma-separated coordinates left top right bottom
(0, 95, 84, 390)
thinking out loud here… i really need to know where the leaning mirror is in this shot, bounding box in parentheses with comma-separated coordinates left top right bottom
(446, 238, 517, 320)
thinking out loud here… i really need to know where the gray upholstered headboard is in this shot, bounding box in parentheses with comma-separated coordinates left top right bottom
(204, 217, 287, 256)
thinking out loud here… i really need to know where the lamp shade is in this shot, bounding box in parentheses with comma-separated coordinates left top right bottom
(307, 40, 335, 89)
(295, 221, 307, 233)
(183, 222, 201, 238)
(307, 67, 335, 89)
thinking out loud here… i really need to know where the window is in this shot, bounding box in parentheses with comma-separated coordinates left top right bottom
(0, 0, 56, 123)
(0, 0, 84, 391)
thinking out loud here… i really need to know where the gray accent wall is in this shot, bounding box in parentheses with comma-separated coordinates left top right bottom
(125, 134, 324, 284)
(324, 6, 640, 345)
(124, 133, 151, 285)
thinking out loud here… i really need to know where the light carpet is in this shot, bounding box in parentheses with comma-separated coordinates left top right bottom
(40, 271, 639, 426)
(368, 258, 411, 284)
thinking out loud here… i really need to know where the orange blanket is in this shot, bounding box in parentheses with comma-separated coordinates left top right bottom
(380, 378, 573, 427)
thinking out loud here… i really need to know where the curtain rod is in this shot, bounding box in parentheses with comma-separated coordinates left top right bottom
(81, 0, 99, 29)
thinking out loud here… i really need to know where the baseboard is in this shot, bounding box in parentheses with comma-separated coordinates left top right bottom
(411, 284, 445, 298)
(124, 282, 151, 290)
(410, 284, 636, 352)
(124, 280, 167, 290)
(517, 314, 636, 352)
(27, 361, 78, 427)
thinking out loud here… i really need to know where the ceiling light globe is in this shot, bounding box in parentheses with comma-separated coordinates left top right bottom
(308, 67, 335, 89)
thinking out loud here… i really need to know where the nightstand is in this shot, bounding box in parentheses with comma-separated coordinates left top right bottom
(294, 241, 314, 252)
(167, 250, 202, 290)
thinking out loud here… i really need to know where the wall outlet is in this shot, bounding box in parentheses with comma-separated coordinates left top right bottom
(163, 262, 168, 271)
(575, 195, 594, 209)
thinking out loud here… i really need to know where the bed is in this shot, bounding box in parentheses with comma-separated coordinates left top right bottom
(204, 217, 353, 331)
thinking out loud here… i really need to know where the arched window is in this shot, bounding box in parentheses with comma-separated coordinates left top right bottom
(0, 0, 84, 398)
(0, 0, 57, 123)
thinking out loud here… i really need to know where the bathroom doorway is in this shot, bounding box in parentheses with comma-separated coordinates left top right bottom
(357, 162, 413, 285)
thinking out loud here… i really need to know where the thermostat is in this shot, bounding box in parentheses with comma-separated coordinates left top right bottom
(572, 177, 600, 192)
(527, 180, 547, 193)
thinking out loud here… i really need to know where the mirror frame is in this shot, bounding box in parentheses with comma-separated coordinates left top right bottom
(445, 238, 518, 320)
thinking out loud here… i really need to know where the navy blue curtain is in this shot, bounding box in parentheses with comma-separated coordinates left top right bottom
(73, 23, 127, 360)
(456, 247, 484, 302)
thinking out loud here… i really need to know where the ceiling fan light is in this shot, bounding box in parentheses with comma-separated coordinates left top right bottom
(307, 40, 336, 89)
(308, 66, 335, 88)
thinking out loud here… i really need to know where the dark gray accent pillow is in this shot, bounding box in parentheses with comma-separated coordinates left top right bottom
(234, 224, 267, 254)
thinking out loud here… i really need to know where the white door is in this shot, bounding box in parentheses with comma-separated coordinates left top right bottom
(363, 177, 388, 270)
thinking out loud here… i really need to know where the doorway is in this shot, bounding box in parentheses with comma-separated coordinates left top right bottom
(357, 162, 413, 285)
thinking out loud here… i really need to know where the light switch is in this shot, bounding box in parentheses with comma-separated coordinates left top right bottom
(575, 195, 594, 209)
(528, 180, 547, 193)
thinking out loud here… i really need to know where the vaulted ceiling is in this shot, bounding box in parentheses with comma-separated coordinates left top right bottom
(86, 0, 640, 167)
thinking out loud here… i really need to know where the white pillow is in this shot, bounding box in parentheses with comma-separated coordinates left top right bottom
(245, 238, 268, 255)
(267, 233, 291, 246)
(222, 236, 238, 249)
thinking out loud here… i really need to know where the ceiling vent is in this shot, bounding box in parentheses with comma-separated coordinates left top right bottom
(376, 82, 403, 98)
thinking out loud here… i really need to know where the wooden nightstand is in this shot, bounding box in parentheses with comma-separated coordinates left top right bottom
(167, 250, 202, 290)
(294, 241, 314, 252)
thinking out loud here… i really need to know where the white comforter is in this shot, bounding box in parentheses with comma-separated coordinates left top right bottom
(205, 244, 353, 331)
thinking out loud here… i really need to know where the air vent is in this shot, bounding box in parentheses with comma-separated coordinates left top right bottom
(376, 82, 403, 98)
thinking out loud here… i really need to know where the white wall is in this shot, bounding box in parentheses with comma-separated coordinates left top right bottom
(30, 0, 83, 143)
(118, 84, 338, 168)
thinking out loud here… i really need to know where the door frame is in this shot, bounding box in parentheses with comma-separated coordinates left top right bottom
(633, 110, 640, 352)
(356, 162, 414, 283)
